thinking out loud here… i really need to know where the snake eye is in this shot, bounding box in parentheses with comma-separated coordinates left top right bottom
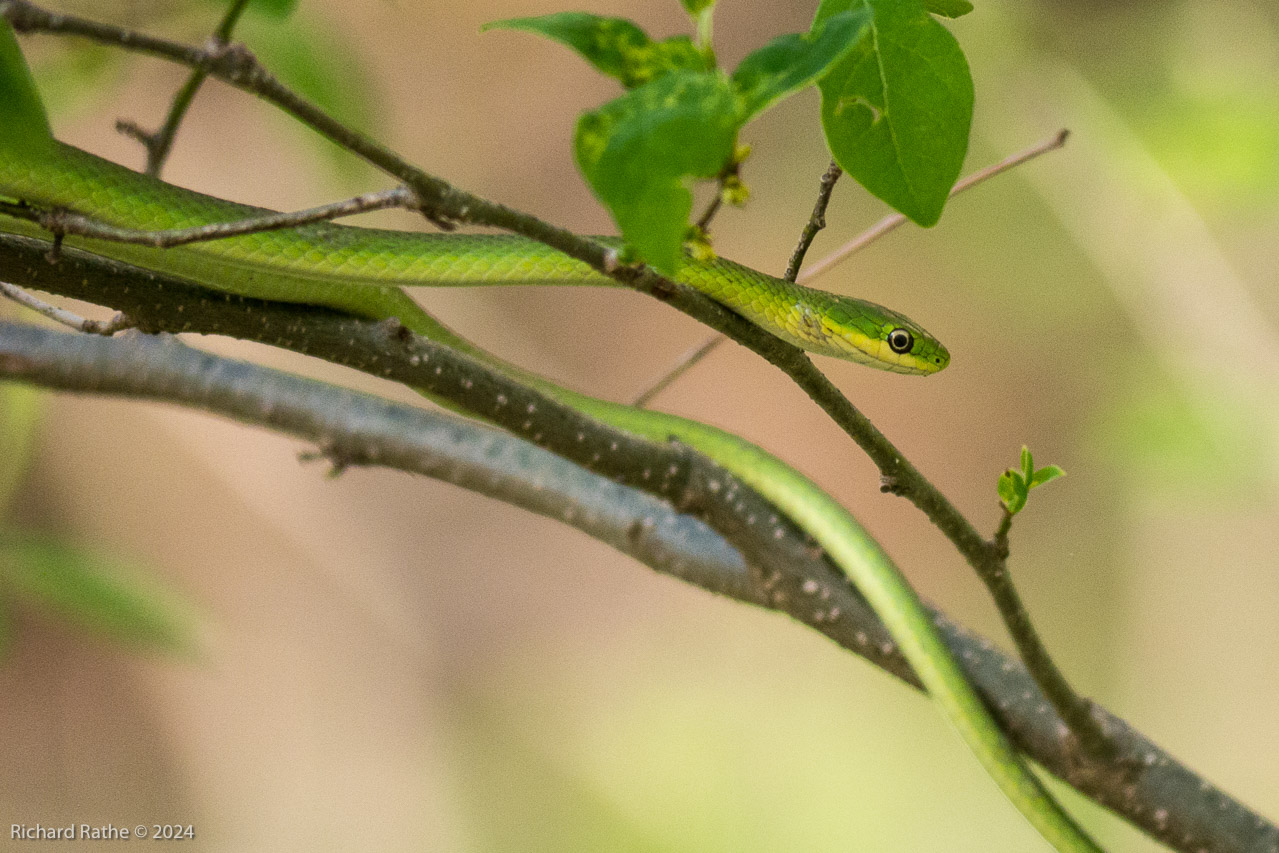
(887, 328, 914, 354)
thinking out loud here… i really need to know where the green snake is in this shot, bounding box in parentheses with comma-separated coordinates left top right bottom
(0, 43, 1099, 853)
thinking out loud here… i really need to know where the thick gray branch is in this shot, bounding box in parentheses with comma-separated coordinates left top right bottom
(0, 321, 767, 605)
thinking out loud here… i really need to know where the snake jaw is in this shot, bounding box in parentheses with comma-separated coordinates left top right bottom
(771, 297, 948, 375)
(757, 284, 949, 376)
(815, 315, 949, 375)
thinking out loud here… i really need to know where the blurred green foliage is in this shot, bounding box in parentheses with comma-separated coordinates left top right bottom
(236, 6, 380, 181)
(0, 533, 197, 654)
(0, 379, 42, 520)
(1090, 369, 1268, 500)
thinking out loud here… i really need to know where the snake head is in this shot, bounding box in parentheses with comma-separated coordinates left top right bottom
(816, 296, 950, 375)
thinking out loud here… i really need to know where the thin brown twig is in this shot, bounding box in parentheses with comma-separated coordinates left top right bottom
(694, 154, 748, 235)
(631, 334, 725, 408)
(632, 133, 1068, 408)
(801, 129, 1070, 281)
(785, 159, 843, 282)
(694, 190, 724, 234)
(115, 0, 253, 177)
(992, 508, 1015, 559)
(0, 280, 130, 334)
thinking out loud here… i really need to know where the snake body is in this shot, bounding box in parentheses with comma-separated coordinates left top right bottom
(0, 141, 950, 375)
(0, 136, 1099, 852)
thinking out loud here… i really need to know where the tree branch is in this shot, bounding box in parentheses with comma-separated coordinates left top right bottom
(0, 230, 902, 685)
(0, 0, 1178, 804)
(0, 298, 1273, 853)
(0, 320, 788, 611)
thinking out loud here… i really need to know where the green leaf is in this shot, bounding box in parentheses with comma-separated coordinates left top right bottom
(999, 447, 1064, 513)
(574, 71, 739, 274)
(483, 13, 708, 89)
(815, 0, 973, 226)
(0, 21, 53, 153)
(245, 15, 372, 124)
(731, 10, 869, 122)
(996, 470, 1025, 515)
(0, 533, 197, 654)
(923, 0, 974, 17)
(1029, 465, 1065, 489)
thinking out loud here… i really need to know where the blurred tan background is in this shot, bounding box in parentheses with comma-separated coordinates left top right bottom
(2, 0, 1278, 849)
